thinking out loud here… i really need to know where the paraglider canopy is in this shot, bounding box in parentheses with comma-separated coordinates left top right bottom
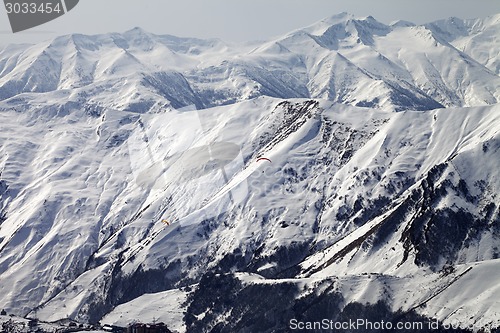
(256, 157, 272, 163)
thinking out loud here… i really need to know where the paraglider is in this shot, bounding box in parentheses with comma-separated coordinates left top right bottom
(256, 157, 272, 163)
(161, 219, 171, 226)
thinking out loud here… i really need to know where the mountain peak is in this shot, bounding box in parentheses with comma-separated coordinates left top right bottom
(390, 20, 416, 28)
(318, 12, 386, 27)
(320, 12, 355, 25)
(123, 26, 153, 38)
(301, 12, 390, 38)
(300, 12, 355, 35)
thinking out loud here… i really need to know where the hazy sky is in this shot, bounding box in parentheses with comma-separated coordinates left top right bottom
(0, 0, 499, 46)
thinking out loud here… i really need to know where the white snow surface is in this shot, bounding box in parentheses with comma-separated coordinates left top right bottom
(0, 12, 499, 331)
(101, 288, 188, 333)
(0, 13, 499, 111)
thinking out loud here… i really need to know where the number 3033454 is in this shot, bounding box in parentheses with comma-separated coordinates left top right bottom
(5, 2, 63, 14)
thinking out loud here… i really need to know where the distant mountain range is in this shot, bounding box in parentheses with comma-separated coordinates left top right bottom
(1, 12, 499, 112)
(0, 13, 499, 332)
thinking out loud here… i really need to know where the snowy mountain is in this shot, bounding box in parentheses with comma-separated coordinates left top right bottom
(0, 13, 499, 333)
(425, 14, 500, 75)
(0, 13, 499, 111)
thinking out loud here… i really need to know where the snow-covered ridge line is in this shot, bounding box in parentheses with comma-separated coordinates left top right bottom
(0, 13, 499, 112)
(0, 12, 499, 332)
(0, 97, 498, 330)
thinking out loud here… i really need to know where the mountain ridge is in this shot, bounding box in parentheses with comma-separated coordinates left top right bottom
(0, 13, 499, 111)
(0, 12, 499, 332)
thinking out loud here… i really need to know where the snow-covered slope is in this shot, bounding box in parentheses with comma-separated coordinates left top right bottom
(0, 97, 498, 330)
(426, 14, 500, 74)
(0, 12, 499, 333)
